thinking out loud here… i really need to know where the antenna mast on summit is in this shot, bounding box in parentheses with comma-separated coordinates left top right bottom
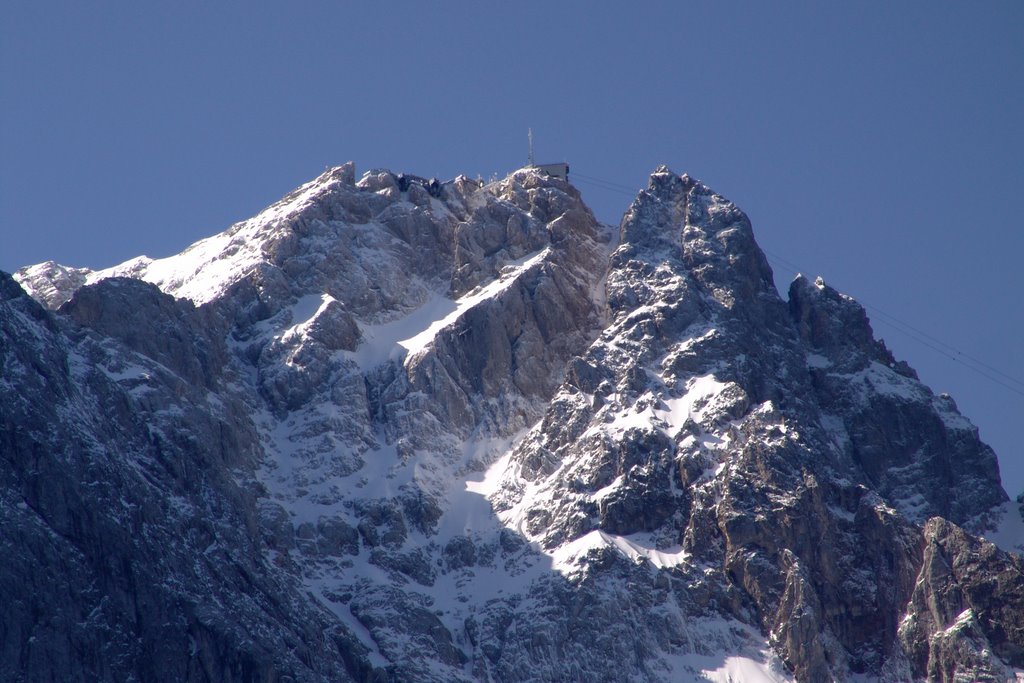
(528, 128, 535, 167)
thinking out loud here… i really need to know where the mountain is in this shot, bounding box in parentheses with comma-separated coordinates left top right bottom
(4, 163, 1023, 682)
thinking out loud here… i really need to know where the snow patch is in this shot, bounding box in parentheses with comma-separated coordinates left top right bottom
(656, 619, 796, 683)
(590, 474, 626, 502)
(464, 448, 515, 500)
(82, 170, 344, 304)
(550, 529, 689, 574)
(438, 434, 525, 538)
(690, 655, 794, 683)
(806, 353, 831, 368)
(346, 248, 549, 370)
(932, 394, 976, 432)
(659, 374, 731, 432)
(859, 362, 923, 401)
(584, 374, 730, 441)
(279, 293, 335, 344)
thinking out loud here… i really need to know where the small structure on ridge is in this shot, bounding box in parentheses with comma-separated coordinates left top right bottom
(527, 128, 569, 181)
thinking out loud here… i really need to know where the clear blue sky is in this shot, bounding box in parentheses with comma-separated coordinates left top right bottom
(3, 2, 1022, 496)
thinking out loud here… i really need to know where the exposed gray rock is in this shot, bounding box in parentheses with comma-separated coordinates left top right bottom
(0, 273, 364, 682)
(5, 163, 1021, 682)
(897, 517, 1024, 681)
(789, 274, 1007, 525)
(59, 276, 229, 388)
(12, 259, 91, 309)
(349, 586, 468, 677)
(317, 516, 359, 557)
(489, 167, 1021, 681)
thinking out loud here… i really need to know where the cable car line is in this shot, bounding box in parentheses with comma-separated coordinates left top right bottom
(760, 247, 1024, 393)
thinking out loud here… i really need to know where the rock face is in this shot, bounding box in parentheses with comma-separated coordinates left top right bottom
(899, 518, 1024, 682)
(788, 275, 1005, 525)
(4, 164, 1022, 682)
(0, 272, 361, 683)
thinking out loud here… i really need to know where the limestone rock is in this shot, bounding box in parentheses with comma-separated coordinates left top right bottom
(4, 165, 1021, 682)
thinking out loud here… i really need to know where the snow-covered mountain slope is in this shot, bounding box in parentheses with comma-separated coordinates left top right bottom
(18, 165, 360, 308)
(5, 164, 1023, 682)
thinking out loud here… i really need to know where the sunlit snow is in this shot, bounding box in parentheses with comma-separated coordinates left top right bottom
(83, 170, 342, 304)
(550, 529, 689, 573)
(346, 248, 549, 370)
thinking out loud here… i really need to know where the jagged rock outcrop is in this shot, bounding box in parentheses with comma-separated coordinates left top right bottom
(898, 517, 1024, 681)
(4, 163, 1022, 682)
(789, 275, 1006, 525)
(0, 273, 363, 682)
(12, 260, 90, 310)
(489, 167, 1020, 681)
(59, 277, 229, 389)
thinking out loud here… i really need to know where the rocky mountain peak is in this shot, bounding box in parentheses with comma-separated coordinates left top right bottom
(2, 164, 1021, 683)
(789, 274, 916, 377)
(12, 260, 90, 310)
(620, 166, 776, 314)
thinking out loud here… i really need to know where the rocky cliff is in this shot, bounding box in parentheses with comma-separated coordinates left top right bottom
(5, 164, 1022, 682)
